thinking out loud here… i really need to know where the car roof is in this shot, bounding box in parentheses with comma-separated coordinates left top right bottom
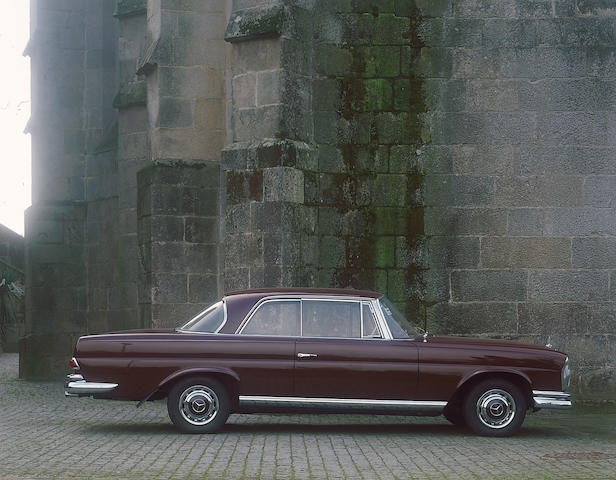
(219, 288, 383, 334)
(224, 288, 381, 299)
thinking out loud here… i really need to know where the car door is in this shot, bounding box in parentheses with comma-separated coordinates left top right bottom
(233, 299, 300, 396)
(294, 299, 419, 400)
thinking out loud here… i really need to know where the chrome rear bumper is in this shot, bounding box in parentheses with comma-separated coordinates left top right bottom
(532, 390, 572, 409)
(64, 374, 118, 397)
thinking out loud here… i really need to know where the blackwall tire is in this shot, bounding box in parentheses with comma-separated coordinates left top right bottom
(463, 379, 526, 437)
(167, 376, 230, 434)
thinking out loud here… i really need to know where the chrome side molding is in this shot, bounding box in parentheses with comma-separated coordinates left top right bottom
(239, 395, 446, 413)
(532, 390, 572, 409)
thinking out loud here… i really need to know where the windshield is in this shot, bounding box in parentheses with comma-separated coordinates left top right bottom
(179, 301, 226, 333)
(378, 296, 420, 339)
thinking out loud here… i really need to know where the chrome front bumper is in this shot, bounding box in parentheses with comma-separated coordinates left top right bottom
(532, 390, 572, 409)
(64, 374, 118, 397)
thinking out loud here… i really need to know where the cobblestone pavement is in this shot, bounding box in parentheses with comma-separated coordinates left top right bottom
(1, 354, 615, 479)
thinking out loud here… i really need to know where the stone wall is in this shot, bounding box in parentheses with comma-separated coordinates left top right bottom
(23, 0, 616, 396)
(420, 0, 616, 399)
(309, 0, 427, 324)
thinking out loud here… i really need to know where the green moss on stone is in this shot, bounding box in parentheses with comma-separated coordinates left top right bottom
(363, 79, 393, 111)
(375, 237, 395, 267)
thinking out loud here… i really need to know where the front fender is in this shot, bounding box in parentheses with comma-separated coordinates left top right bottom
(456, 368, 532, 393)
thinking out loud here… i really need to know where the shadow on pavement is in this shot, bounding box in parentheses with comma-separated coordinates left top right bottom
(80, 421, 578, 438)
(81, 421, 472, 436)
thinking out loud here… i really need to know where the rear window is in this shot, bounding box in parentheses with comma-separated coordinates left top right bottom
(180, 301, 226, 333)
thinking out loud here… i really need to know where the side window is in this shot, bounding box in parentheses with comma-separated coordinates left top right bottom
(302, 300, 361, 338)
(241, 300, 300, 336)
(362, 303, 382, 338)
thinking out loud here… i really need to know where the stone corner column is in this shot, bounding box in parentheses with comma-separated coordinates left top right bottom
(136, 160, 221, 329)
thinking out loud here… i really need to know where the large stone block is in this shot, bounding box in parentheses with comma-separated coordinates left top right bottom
(263, 167, 304, 203)
(188, 274, 218, 303)
(151, 273, 187, 303)
(152, 242, 218, 274)
(453, 0, 517, 18)
(584, 176, 616, 207)
(425, 207, 507, 235)
(499, 47, 587, 78)
(431, 112, 537, 144)
(414, 0, 452, 17)
(319, 236, 346, 268)
(424, 175, 494, 206)
(226, 170, 264, 205)
(373, 174, 407, 207)
(427, 236, 479, 268)
(577, 0, 616, 16)
(538, 112, 608, 145)
(573, 238, 616, 268)
(544, 208, 616, 235)
(185, 217, 218, 244)
(427, 302, 519, 335)
(494, 176, 583, 207)
(507, 208, 545, 236)
(224, 233, 263, 268)
(529, 270, 609, 301)
(483, 20, 537, 48)
(452, 144, 514, 175)
(517, 146, 616, 175)
(481, 237, 572, 269)
(151, 302, 205, 329)
(518, 302, 589, 335)
(451, 270, 528, 301)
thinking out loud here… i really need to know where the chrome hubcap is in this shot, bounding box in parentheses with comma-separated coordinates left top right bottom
(179, 385, 219, 426)
(476, 389, 515, 429)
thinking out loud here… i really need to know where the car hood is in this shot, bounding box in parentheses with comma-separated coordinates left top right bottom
(424, 335, 561, 353)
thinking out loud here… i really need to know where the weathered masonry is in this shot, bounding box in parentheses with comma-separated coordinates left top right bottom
(23, 0, 616, 399)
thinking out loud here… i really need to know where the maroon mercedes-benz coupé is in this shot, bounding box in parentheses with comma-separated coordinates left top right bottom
(65, 289, 571, 436)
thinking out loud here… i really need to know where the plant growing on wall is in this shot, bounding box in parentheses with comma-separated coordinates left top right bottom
(0, 269, 24, 351)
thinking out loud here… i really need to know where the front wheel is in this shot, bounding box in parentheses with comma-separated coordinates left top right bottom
(167, 376, 230, 433)
(463, 379, 526, 437)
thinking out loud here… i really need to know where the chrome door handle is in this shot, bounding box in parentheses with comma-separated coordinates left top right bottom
(297, 353, 317, 359)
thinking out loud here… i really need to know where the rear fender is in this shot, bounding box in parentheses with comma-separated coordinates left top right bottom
(137, 367, 240, 408)
(157, 367, 240, 390)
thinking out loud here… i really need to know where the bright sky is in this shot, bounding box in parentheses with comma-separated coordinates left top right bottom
(0, 1, 30, 236)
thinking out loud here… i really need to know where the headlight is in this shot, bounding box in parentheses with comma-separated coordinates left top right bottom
(561, 356, 571, 391)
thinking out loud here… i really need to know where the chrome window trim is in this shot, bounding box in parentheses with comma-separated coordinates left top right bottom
(301, 298, 362, 339)
(237, 298, 302, 335)
(215, 300, 228, 334)
(371, 298, 394, 340)
(361, 300, 384, 339)
(235, 295, 392, 340)
(177, 300, 228, 334)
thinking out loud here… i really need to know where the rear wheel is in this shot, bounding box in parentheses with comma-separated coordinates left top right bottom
(463, 379, 526, 437)
(167, 376, 230, 434)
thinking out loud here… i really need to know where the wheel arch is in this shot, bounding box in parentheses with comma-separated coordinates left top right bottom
(151, 368, 240, 409)
(448, 370, 533, 409)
